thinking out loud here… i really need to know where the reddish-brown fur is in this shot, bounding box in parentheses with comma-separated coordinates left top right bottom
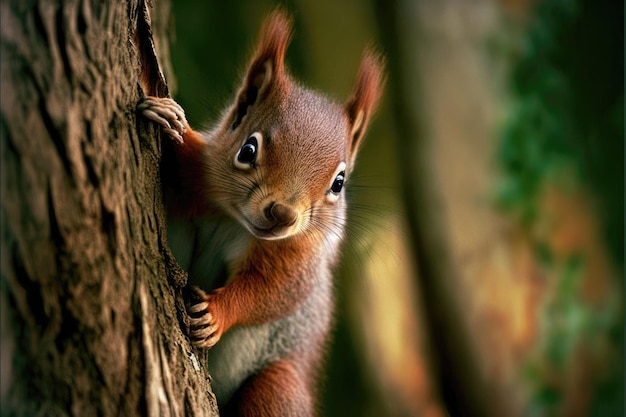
(188, 236, 317, 345)
(223, 358, 314, 417)
(141, 9, 384, 417)
(345, 48, 386, 162)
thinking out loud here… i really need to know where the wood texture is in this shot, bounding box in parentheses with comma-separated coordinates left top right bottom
(0, 1, 218, 415)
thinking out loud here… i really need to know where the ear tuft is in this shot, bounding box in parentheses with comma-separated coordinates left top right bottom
(345, 47, 386, 165)
(254, 9, 292, 84)
(231, 9, 293, 130)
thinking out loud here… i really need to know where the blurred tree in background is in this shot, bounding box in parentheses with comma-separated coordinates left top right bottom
(167, 1, 623, 416)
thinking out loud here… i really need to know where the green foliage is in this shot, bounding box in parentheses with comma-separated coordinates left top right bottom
(523, 253, 622, 417)
(496, 0, 624, 415)
(496, 0, 624, 264)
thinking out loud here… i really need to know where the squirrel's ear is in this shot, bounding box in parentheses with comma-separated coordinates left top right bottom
(344, 48, 385, 167)
(231, 10, 292, 130)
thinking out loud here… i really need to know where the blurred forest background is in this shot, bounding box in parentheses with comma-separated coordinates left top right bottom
(164, 0, 623, 416)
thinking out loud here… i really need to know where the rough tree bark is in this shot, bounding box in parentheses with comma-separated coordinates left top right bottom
(1, 1, 218, 415)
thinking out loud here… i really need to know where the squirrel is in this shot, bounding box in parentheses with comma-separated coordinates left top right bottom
(138, 9, 384, 417)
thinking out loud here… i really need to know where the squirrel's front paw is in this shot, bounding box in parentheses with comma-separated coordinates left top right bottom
(137, 96, 188, 143)
(186, 286, 224, 349)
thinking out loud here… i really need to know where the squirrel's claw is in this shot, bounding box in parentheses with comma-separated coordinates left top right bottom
(138, 96, 188, 144)
(189, 312, 221, 349)
(186, 288, 223, 349)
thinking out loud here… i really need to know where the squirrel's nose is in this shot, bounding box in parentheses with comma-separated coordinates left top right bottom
(264, 202, 297, 227)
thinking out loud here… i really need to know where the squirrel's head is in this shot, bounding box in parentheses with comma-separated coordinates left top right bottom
(209, 10, 384, 242)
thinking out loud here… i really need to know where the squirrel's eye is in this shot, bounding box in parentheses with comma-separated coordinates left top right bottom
(326, 162, 346, 202)
(330, 171, 345, 194)
(235, 132, 262, 168)
(238, 138, 257, 164)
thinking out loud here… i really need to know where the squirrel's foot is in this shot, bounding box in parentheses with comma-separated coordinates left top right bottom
(186, 286, 224, 349)
(137, 96, 188, 143)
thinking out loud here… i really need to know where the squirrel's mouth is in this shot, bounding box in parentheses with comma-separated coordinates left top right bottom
(246, 222, 294, 240)
(235, 209, 298, 241)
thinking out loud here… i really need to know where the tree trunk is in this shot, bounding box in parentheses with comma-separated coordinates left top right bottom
(374, 1, 493, 416)
(0, 1, 218, 415)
